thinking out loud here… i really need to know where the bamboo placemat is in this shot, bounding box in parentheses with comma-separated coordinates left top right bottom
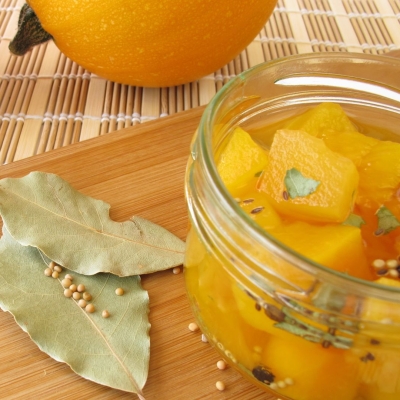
(1, 0, 400, 164)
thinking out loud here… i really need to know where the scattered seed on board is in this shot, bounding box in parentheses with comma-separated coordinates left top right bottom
(201, 334, 208, 343)
(78, 299, 87, 308)
(172, 267, 181, 274)
(73, 291, 81, 300)
(215, 381, 225, 391)
(44, 268, 52, 277)
(83, 292, 92, 301)
(51, 271, 59, 279)
(188, 322, 199, 332)
(115, 288, 124, 296)
(102, 310, 110, 318)
(61, 278, 72, 288)
(217, 360, 227, 370)
(85, 304, 95, 313)
(63, 289, 73, 298)
(77, 284, 86, 293)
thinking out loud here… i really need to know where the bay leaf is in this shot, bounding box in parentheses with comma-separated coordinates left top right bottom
(0, 171, 185, 276)
(0, 227, 150, 395)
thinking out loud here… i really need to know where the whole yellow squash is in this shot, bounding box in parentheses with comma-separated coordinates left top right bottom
(10, 0, 277, 87)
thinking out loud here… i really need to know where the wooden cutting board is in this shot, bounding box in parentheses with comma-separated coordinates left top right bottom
(0, 107, 276, 400)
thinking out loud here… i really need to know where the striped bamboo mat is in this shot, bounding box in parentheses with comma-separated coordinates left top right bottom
(1, 0, 400, 164)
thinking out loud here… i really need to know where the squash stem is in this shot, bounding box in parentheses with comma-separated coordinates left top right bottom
(9, 3, 52, 56)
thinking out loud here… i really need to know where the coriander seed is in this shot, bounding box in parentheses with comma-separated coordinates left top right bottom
(54, 265, 63, 273)
(63, 289, 73, 298)
(51, 271, 59, 279)
(44, 268, 52, 277)
(115, 288, 124, 296)
(102, 310, 110, 318)
(215, 381, 225, 391)
(172, 267, 181, 274)
(65, 274, 73, 281)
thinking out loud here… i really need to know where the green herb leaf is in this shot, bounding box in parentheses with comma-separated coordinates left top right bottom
(342, 214, 366, 228)
(0, 227, 150, 394)
(284, 168, 320, 199)
(376, 205, 400, 234)
(0, 172, 185, 276)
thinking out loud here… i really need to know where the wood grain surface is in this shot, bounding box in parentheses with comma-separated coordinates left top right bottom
(0, 106, 277, 400)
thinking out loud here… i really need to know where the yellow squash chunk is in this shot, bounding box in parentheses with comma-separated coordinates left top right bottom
(259, 129, 359, 223)
(217, 127, 268, 194)
(283, 102, 357, 137)
(267, 221, 374, 280)
(260, 335, 360, 400)
(239, 189, 281, 230)
(323, 131, 379, 167)
(357, 140, 400, 207)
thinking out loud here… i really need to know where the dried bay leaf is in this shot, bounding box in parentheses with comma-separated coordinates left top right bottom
(0, 171, 185, 276)
(0, 227, 150, 395)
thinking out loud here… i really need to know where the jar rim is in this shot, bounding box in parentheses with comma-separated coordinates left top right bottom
(197, 52, 400, 301)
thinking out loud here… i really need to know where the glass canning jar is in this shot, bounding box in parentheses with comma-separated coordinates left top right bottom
(184, 53, 400, 400)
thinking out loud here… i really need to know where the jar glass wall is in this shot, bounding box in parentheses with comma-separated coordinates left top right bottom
(184, 53, 400, 400)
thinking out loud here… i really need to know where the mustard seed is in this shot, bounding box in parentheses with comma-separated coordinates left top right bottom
(85, 304, 95, 313)
(284, 377, 294, 386)
(77, 284, 85, 293)
(65, 274, 73, 281)
(83, 292, 92, 301)
(102, 310, 110, 318)
(386, 259, 398, 269)
(51, 271, 59, 279)
(188, 322, 199, 332)
(78, 299, 87, 308)
(172, 267, 181, 274)
(217, 360, 227, 370)
(72, 291, 81, 300)
(269, 382, 278, 390)
(44, 268, 52, 277)
(215, 381, 225, 391)
(49, 261, 56, 270)
(372, 259, 386, 270)
(69, 284, 77, 292)
(61, 278, 72, 288)
(54, 265, 62, 273)
(63, 289, 73, 298)
(389, 269, 399, 278)
(115, 288, 124, 296)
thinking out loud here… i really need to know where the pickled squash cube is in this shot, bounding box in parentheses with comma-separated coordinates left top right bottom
(357, 140, 400, 207)
(239, 189, 281, 230)
(259, 130, 359, 223)
(268, 221, 374, 280)
(260, 334, 359, 400)
(323, 131, 379, 167)
(283, 102, 357, 137)
(217, 126, 268, 193)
